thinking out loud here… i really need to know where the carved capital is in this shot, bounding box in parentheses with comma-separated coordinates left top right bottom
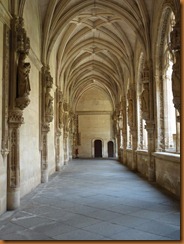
(15, 96, 30, 110)
(145, 121, 155, 133)
(42, 123, 50, 133)
(8, 110, 24, 127)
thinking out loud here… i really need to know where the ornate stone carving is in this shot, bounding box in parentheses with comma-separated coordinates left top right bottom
(11, 16, 31, 111)
(15, 17, 30, 55)
(118, 111, 123, 130)
(170, 19, 180, 118)
(8, 110, 24, 126)
(140, 82, 149, 120)
(42, 67, 54, 123)
(58, 91, 64, 129)
(127, 89, 133, 127)
(16, 53, 31, 110)
(1, 25, 10, 158)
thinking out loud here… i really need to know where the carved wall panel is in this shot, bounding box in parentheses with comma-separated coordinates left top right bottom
(1, 25, 10, 158)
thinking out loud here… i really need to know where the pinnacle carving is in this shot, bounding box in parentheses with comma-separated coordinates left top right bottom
(12, 16, 31, 111)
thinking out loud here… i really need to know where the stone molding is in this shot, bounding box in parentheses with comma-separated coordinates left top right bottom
(0, 1, 12, 27)
(152, 152, 180, 163)
(1, 25, 10, 158)
(8, 110, 24, 126)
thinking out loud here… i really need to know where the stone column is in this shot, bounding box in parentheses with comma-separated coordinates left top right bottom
(7, 110, 23, 210)
(131, 127, 137, 171)
(41, 124, 49, 183)
(41, 66, 54, 182)
(127, 88, 137, 170)
(55, 131, 62, 171)
(7, 16, 31, 210)
(55, 89, 63, 171)
(1, 25, 10, 159)
(64, 132, 68, 165)
(140, 61, 156, 181)
(145, 121, 155, 181)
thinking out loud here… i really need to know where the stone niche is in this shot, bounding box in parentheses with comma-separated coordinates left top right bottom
(76, 87, 113, 158)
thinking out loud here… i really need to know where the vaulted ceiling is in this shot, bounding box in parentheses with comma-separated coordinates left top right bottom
(38, 0, 154, 110)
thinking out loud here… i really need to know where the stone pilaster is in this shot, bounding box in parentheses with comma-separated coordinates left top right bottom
(55, 88, 63, 171)
(41, 123, 49, 183)
(64, 132, 69, 165)
(1, 25, 10, 159)
(7, 110, 23, 210)
(41, 66, 54, 182)
(145, 121, 156, 181)
(131, 127, 137, 171)
(7, 16, 31, 210)
(170, 19, 180, 121)
(127, 88, 137, 170)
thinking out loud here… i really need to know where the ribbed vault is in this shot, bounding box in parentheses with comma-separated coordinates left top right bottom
(39, 0, 153, 111)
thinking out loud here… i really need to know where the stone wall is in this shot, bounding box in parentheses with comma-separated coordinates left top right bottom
(76, 87, 113, 158)
(0, 20, 6, 215)
(136, 150, 149, 178)
(18, 0, 42, 197)
(153, 153, 180, 198)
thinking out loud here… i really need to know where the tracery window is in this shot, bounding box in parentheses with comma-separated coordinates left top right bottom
(156, 10, 180, 153)
(137, 54, 148, 150)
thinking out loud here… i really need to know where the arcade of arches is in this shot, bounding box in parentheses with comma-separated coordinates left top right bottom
(0, 0, 181, 215)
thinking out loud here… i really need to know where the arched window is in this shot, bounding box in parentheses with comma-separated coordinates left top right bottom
(155, 9, 180, 153)
(137, 53, 148, 150)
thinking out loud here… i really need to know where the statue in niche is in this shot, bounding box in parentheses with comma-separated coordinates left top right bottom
(17, 53, 31, 98)
(59, 101, 64, 128)
(172, 51, 180, 102)
(128, 98, 133, 126)
(127, 89, 133, 127)
(140, 82, 149, 120)
(45, 87, 53, 115)
(118, 111, 123, 130)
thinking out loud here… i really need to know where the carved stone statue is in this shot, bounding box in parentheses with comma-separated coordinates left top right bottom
(59, 101, 64, 128)
(127, 89, 133, 127)
(140, 82, 149, 120)
(128, 98, 133, 127)
(17, 53, 31, 98)
(172, 50, 180, 113)
(45, 87, 53, 116)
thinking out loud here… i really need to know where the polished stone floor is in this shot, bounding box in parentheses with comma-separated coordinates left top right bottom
(0, 159, 180, 240)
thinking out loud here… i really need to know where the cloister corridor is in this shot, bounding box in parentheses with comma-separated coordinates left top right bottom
(0, 0, 181, 241)
(0, 159, 180, 240)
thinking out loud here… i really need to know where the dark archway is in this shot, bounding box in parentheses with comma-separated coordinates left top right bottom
(94, 140, 102, 157)
(108, 141, 114, 157)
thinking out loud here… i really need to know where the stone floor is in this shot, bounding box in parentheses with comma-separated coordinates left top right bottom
(0, 159, 180, 240)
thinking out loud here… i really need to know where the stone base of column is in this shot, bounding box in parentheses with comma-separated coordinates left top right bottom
(56, 164, 62, 171)
(64, 160, 68, 165)
(148, 168, 156, 182)
(41, 170, 48, 183)
(7, 188, 20, 210)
